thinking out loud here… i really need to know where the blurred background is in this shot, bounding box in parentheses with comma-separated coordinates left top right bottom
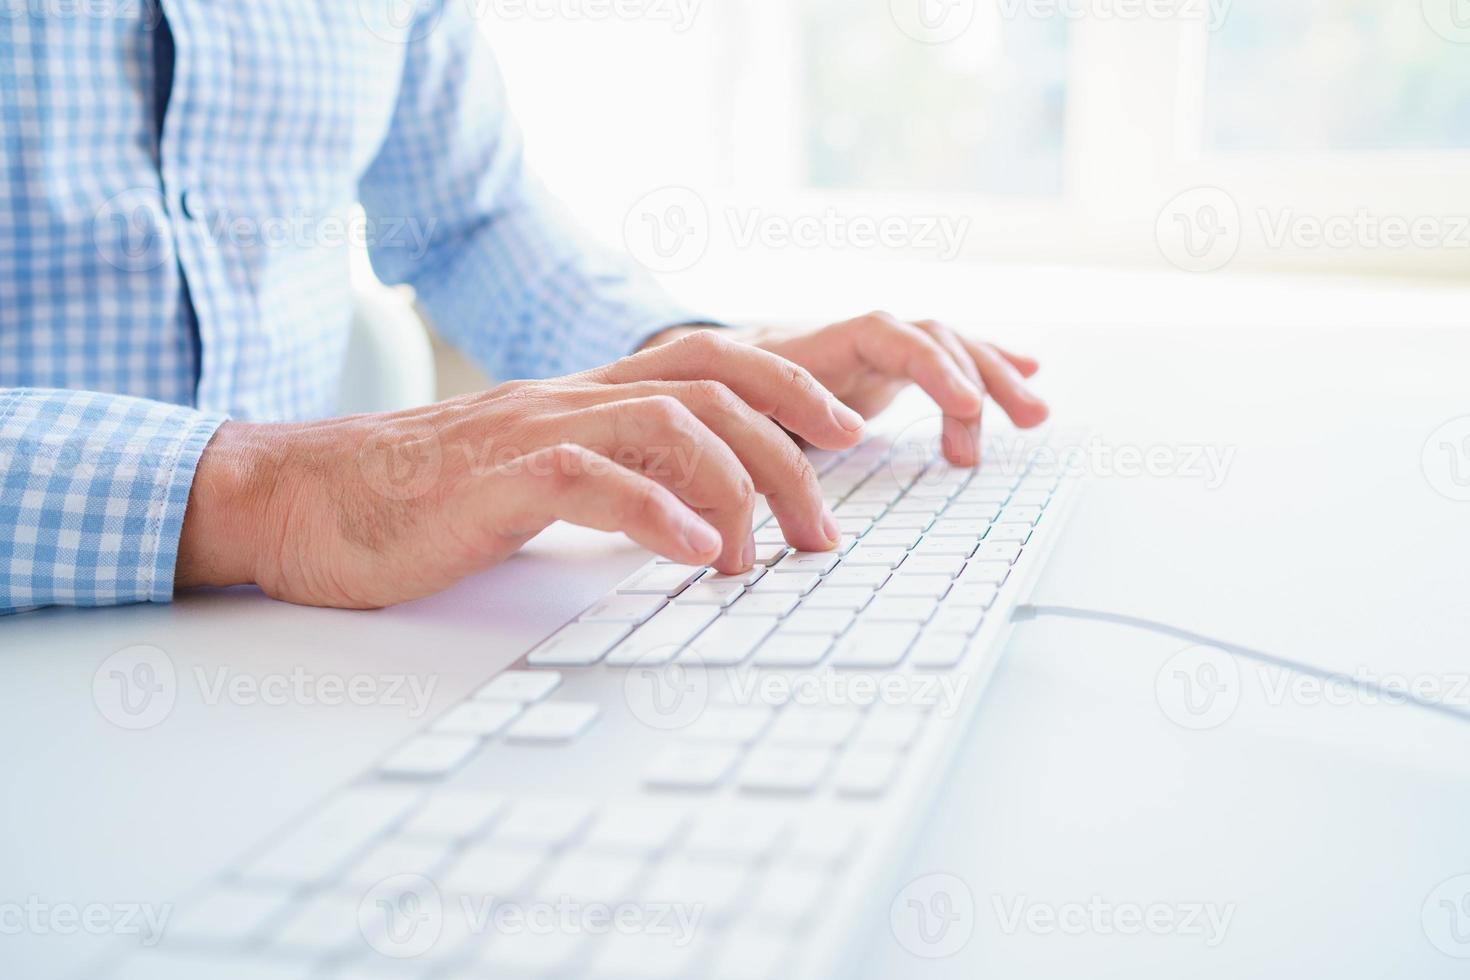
(367, 0, 1470, 391)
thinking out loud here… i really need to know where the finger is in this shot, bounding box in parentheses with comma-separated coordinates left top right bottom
(847, 313, 985, 421)
(992, 344, 1041, 378)
(593, 330, 865, 451)
(557, 397, 763, 575)
(601, 379, 840, 552)
(473, 444, 722, 565)
(959, 337, 1050, 428)
(915, 320, 985, 467)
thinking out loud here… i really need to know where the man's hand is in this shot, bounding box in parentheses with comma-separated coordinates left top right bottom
(678, 312, 1050, 467)
(177, 332, 865, 609)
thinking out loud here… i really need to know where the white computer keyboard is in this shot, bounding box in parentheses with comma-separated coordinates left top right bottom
(100, 420, 1083, 980)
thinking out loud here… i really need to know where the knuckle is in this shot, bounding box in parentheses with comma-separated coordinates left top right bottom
(689, 378, 738, 412)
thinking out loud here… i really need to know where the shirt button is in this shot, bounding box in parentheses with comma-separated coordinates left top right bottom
(179, 189, 204, 221)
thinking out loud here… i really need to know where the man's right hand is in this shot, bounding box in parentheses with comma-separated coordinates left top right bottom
(176, 331, 866, 609)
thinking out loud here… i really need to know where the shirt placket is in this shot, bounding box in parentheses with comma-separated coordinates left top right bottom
(155, 0, 240, 414)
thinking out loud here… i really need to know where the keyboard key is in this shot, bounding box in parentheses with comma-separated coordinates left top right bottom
(871, 511, 933, 531)
(705, 565, 767, 586)
(401, 791, 506, 840)
(910, 632, 971, 667)
(900, 554, 967, 577)
(644, 743, 741, 789)
(890, 496, 946, 515)
(1009, 489, 1051, 507)
(974, 540, 1023, 564)
(645, 861, 750, 921)
(271, 891, 360, 954)
(616, 563, 705, 596)
(1001, 505, 1043, 525)
(536, 853, 645, 904)
(604, 605, 720, 666)
(945, 503, 1001, 521)
(802, 584, 875, 610)
(781, 608, 855, 635)
(927, 517, 988, 537)
(584, 803, 690, 856)
(738, 746, 833, 793)
(927, 604, 985, 635)
(579, 594, 667, 624)
(958, 561, 1011, 585)
(683, 705, 775, 744)
(880, 573, 952, 599)
(986, 522, 1034, 543)
(833, 501, 886, 517)
(843, 547, 908, 568)
(863, 595, 938, 623)
(835, 750, 902, 796)
(433, 700, 521, 736)
(238, 786, 420, 883)
(909, 537, 978, 558)
(772, 551, 841, 575)
(836, 514, 873, 535)
(767, 706, 862, 746)
(494, 797, 593, 847)
(726, 592, 800, 617)
(758, 540, 793, 564)
(746, 570, 820, 595)
(945, 582, 999, 607)
(830, 623, 919, 667)
(344, 838, 451, 887)
(476, 669, 562, 703)
(504, 702, 599, 742)
(752, 632, 832, 667)
(686, 809, 789, 859)
(380, 734, 480, 778)
(442, 844, 544, 896)
(824, 565, 891, 589)
(862, 529, 922, 550)
(674, 581, 746, 606)
(681, 615, 777, 665)
(527, 622, 631, 666)
(856, 708, 926, 750)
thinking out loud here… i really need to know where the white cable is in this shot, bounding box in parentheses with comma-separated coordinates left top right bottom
(1012, 603, 1470, 727)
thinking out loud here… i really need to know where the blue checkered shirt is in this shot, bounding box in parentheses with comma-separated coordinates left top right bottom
(0, 1, 699, 613)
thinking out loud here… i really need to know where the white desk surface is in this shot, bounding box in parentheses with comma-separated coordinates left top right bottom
(4, 271, 1470, 978)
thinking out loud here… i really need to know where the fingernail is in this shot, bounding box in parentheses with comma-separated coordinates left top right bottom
(685, 518, 721, 557)
(741, 535, 756, 567)
(821, 509, 840, 544)
(830, 399, 865, 432)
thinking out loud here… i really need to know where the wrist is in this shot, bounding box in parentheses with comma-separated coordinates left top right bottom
(176, 421, 288, 589)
